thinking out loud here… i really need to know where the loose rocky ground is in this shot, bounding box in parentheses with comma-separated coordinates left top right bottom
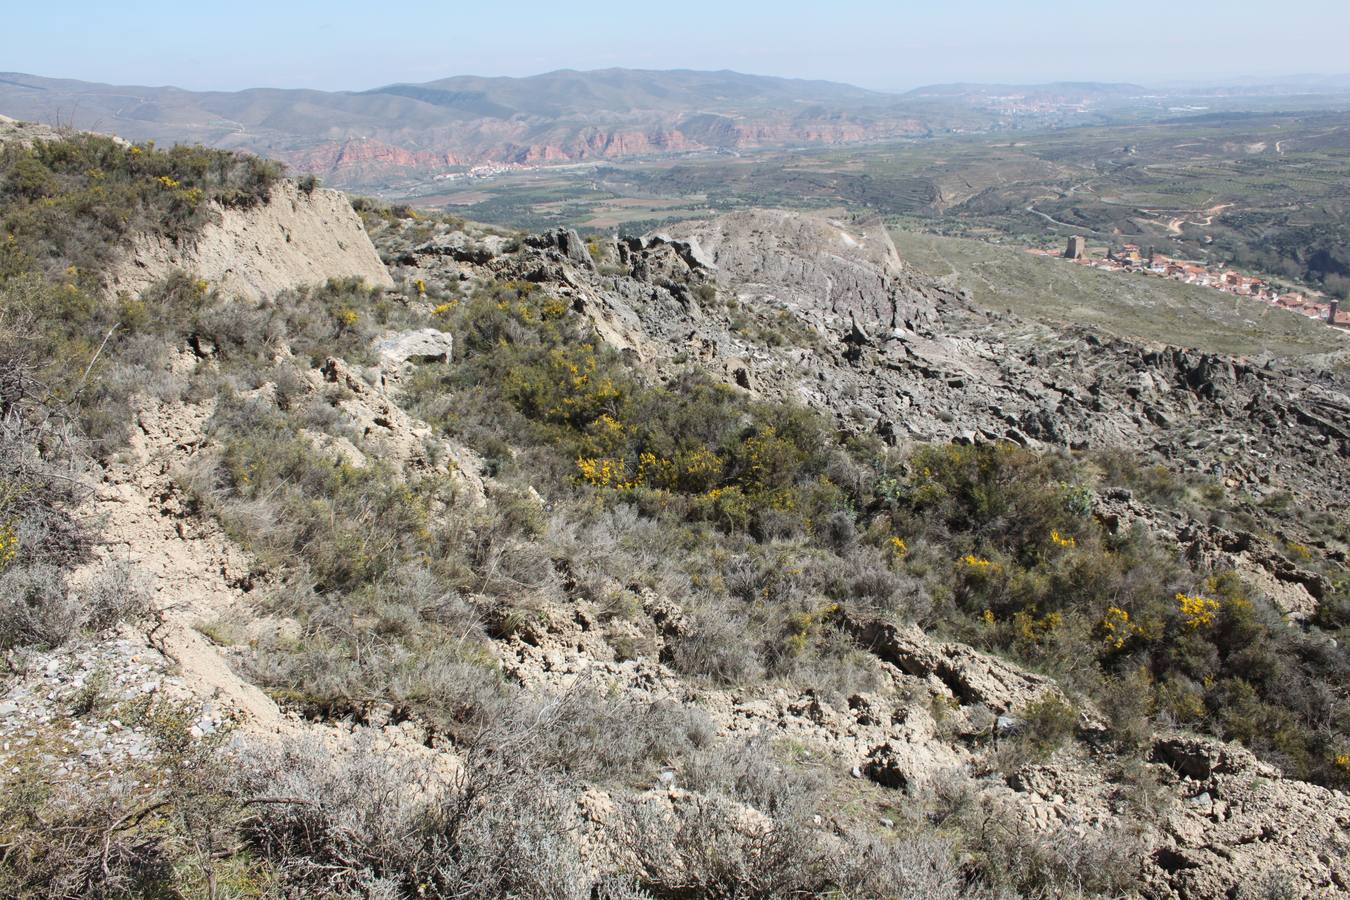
(376, 208, 1350, 894)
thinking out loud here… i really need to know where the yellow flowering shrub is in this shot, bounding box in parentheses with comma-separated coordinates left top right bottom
(1176, 592, 1220, 631)
(0, 520, 17, 569)
(1285, 541, 1312, 561)
(505, 346, 622, 427)
(1100, 606, 1130, 647)
(959, 554, 999, 573)
(1098, 606, 1137, 650)
(782, 602, 841, 657)
(672, 445, 722, 493)
(581, 413, 627, 456)
(1157, 679, 1206, 723)
(1049, 529, 1076, 549)
(1013, 608, 1062, 644)
(575, 456, 627, 489)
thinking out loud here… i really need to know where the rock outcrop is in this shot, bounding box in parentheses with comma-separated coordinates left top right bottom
(841, 616, 1060, 713)
(664, 210, 933, 330)
(0, 113, 75, 147)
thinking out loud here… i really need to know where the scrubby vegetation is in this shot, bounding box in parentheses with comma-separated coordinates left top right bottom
(0, 696, 1144, 899)
(0, 134, 287, 450)
(0, 310, 152, 651)
(2, 135, 1346, 896)
(892, 443, 1349, 787)
(1, 132, 282, 280)
(388, 278, 1349, 789)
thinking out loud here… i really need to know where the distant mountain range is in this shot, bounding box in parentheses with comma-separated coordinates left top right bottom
(0, 69, 1340, 189)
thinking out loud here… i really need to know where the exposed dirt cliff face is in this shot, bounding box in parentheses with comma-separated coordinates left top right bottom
(106, 180, 393, 301)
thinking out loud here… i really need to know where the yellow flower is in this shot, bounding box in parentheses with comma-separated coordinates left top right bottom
(1100, 606, 1132, 649)
(592, 413, 625, 436)
(888, 536, 908, 557)
(0, 521, 17, 569)
(1049, 529, 1076, 549)
(1176, 593, 1220, 631)
(1286, 542, 1312, 560)
(335, 308, 360, 329)
(157, 175, 181, 189)
(1013, 608, 1061, 643)
(576, 456, 629, 489)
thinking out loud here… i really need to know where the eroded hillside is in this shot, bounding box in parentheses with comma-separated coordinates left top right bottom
(1, 130, 1348, 899)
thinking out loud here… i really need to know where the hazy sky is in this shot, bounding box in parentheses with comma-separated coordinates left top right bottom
(7, 0, 1348, 92)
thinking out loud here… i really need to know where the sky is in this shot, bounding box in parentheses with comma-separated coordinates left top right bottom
(6, 0, 1348, 92)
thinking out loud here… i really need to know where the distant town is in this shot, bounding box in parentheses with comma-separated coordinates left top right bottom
(1027, 237, 1350, 330)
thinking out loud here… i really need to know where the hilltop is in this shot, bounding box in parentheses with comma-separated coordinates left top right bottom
(0, 127, 1347, 898)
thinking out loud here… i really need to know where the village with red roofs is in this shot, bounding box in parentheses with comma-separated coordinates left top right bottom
(1027, 236, 1350, 330)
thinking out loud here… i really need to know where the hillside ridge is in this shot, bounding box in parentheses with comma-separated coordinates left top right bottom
(1, 131, 1347, 897)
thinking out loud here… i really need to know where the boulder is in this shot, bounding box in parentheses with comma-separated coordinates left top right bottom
(373, 329, 454, 367)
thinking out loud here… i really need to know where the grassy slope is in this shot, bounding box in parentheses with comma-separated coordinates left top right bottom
(891, 230, 1350, 358)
